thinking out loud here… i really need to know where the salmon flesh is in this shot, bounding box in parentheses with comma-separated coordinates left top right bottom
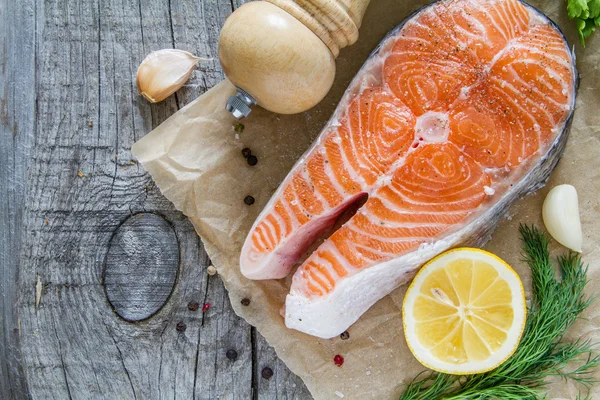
(240, 0, 577, 338)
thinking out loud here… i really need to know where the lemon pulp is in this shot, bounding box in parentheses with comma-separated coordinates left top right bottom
(402, 248, 526, 375)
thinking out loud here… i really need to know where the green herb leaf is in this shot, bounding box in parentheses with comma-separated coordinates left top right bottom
(589, 0, 600, 18)
(569, 0, 589, 18)
(581, 18, 597, 40)
(568, 0, 600, 46)
(398, 225, 598, 400)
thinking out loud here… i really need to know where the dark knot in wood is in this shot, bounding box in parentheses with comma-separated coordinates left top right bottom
(103, 213, 179, 321)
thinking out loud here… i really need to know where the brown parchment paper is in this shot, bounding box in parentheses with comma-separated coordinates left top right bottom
(131, 2, 600, 398)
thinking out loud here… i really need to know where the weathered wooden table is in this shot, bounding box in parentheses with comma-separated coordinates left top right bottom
(0, 0, 311, 398)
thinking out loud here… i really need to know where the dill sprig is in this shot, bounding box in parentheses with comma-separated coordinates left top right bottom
(398, 224, 600, 400)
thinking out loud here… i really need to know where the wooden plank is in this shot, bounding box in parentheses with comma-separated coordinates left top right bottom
(255, 331, 311, 400)
(165, 0, 256, 398)
(14, 0, 213, 398)
(169, 0, 233, 103)
(4, 0, 311, 398)
(103, 212, 180, 321)
(0, 0, 36, 397)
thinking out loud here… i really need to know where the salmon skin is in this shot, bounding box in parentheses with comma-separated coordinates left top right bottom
(240, 0, 578, 338)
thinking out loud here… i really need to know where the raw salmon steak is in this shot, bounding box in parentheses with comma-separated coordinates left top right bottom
(240, 0, 577, 338)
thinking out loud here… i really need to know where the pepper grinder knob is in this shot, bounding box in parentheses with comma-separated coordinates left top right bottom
(225, 88, 256, 119)
(218, 0, 371, 118)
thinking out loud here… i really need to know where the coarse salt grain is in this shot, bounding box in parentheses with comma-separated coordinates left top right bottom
(484, 186, 495, 195)
(335, 391, 344, 398)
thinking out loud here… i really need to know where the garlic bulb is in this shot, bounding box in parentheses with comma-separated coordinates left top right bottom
(136, 49, 200, 103)
(542, 184, 582, 252)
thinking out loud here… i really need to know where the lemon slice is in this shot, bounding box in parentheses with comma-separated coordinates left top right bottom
(402, 248, 526, 375)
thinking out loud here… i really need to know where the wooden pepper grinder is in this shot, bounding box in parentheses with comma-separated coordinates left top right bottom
(219, 0, 372, 118)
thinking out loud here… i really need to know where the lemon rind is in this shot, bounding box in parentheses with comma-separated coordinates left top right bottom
(402, 248, 527, 375)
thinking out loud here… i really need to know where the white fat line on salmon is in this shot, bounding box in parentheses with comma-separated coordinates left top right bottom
(306, 163, 344, 209)
(261, 217, 279, 251)
(493, 79, 558, 128)
(357, 210, 457, 229)
(253, 223, 273, 252)
(504, 68, 570, 111)
(432, 4, 464, 45)
(389, 51, 468, 71)
(347, 223, 447, 243)
(311, 252, 346, 280)
(279, 196, 303, 231)
(489, 2, 512, 40)
(332, 131, 368, 190)
(518, 62, 572, 99)
(460, 2, 504, 44)
(485, 39, 517, 73)
(452, 9, 487, 39)
(355, 139, 458, 195)
(347, 108, 382, 175)
(367, 198, 472, 219)
(510, 119, 526, 158)
(487, 91, 541, 148)
(382, 179, 489, 208)
(304, 263, 335, 291)
(321, 241, 361, 274)
(507, 0, 530, 27)
(487, 41, 572, 76)
(368, 138, 391, 172)
(290, 241, 360, 282)
(272, 201, 293, 238)
(336, 240, 375, 267)
(508, 43, 573, 71)
(491, 81, 548, 123)
(383, 182, 481, 204)
(320, 151, 347, 200)
(352, 242, 400, 260)
(491, 1, 518, 41)
(263, 214, 285, 247)
(298, 168, 329, 212)
(251, 224, 270, 252)
(303, 257, 340, 290)
(524, 35, 570, 53)
(355, 115, 394, 174)
(417, 160, 468, 182)
(286, 180, 312, 220)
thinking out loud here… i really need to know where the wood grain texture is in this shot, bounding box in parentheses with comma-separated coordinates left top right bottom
(104, 213, 179, 321)
(0, 0, 311, 398)
(0, 0, 36, 397)
(255, 330, 310, 400)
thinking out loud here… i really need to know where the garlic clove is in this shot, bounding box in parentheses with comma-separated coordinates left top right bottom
(136, 49, 200, 103)
(542, 184, 583, 252)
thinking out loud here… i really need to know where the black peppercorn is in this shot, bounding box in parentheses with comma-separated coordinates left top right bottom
(176, 322, 187, 332)
(247, 155, 258, 166)
(188, 302, 200, 312)
(340, 331, 350, 340)
(226, 349, 238, 361)
(241, 148, 251, 158)
(261, 367, 274, 380)
(241, 298, 251, 306)
(244, 195, 255, 205)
